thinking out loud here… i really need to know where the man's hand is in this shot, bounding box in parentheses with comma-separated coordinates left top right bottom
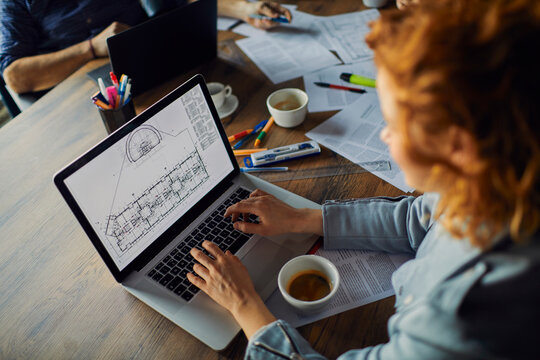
(243, 1, 292, 30)
(219, 0, 292, 30)
(396, 0, 419, 10)
(90, 22, 130, 57)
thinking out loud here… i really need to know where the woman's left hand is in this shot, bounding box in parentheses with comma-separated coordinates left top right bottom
(187, 241, 276, 339)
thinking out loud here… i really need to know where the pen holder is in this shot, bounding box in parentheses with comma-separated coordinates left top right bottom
(98, 99, 136, 134)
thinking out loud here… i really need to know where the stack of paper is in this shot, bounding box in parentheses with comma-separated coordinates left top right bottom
(233, 7, 380, 84)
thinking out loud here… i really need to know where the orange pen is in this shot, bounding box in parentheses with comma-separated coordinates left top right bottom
(254, 117, 274, 147)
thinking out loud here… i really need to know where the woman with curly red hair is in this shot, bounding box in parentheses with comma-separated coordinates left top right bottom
(186, 0, 540, 358)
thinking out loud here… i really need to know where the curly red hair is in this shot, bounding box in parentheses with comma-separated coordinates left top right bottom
(366, 0, 540, 247)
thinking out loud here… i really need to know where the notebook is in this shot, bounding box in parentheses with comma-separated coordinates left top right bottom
(54, 74, 319, 350)
(106, 0, 217, 96)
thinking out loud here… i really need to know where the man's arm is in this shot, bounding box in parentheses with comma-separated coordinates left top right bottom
(3, 22, 128, 94)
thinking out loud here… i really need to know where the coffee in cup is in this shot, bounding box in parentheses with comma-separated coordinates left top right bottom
(287, 269, 332, 301)
(274, 97, 302, 111)
(208, 82, 232, 109)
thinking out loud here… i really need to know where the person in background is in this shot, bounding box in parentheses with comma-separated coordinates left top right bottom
(0, 0, 290, 96)
(396, 0, 418, 9)
(185, 0, 540, 358)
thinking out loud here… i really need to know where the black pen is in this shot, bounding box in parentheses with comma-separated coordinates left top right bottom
(314, 82, 366, 94)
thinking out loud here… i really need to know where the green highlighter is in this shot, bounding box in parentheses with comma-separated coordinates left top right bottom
(340, 73, 377, 88)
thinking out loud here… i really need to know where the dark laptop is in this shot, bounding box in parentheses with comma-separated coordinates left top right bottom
(106, 0, 217, 96)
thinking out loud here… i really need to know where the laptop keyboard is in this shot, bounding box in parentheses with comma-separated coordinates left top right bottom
(146, 187, 256, 302)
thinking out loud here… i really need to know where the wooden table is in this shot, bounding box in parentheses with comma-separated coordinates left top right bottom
(0, 2, 407, 359)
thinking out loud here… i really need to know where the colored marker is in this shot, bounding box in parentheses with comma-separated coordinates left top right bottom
(228, 129, 253, 142)
(110, 72, 119, 89)
(339, 73, 376, 88)
(314, 82, 366, 94)
(91, 91, 110, 105)
(233, 148, 268, 156)
(123, 81, 132, 105)
(93, 99, 112, 110)
(233, 119, 268, 150)
(106, 86, 117, 108)
(254, 116, 274, 147)
(249, 14, 290, 23)
(118, 75, 128, 105)
(97, 77, 108, 99)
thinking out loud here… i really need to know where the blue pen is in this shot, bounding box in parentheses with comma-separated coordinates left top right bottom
(118, 75, 128, 104)
(249, 14, 290, 23)
(233, 119, 268, 150)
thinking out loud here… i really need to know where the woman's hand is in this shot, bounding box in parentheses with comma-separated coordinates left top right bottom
(224, 189, 323, 236)
(187, 241, 276, 339)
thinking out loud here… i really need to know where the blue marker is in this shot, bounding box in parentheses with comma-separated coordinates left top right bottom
(233, 119, 268, 150)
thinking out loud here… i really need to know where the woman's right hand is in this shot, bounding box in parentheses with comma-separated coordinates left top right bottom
(224, 189, 323, 236)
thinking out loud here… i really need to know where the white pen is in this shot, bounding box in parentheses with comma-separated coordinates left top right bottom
(123, 82, 132, 105)
(97, 77, 108, 99)
(240, 167, 288, 172)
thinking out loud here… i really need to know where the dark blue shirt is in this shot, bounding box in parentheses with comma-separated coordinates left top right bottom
(0, 0, 148, 75)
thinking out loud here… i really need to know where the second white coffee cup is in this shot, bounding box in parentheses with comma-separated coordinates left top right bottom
(267, 88, 308, 128)
(208, 82, 232, 109)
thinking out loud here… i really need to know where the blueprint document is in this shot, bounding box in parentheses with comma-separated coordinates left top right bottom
(316, 9, 379, 63)
(306, 93, 414, 192)
(236, 32, 340, 84)
(266, 247, 412, 328)
(233, 7, 378, 65)
(303, 59, 377, 113)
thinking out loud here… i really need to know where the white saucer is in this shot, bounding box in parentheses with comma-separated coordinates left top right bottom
(217, 95, 239, 119)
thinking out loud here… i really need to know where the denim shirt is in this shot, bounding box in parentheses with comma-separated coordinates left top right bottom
(245, 194, 540, 359)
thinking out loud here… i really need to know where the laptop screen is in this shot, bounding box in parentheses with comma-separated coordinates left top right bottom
(63, 83, 234, 271)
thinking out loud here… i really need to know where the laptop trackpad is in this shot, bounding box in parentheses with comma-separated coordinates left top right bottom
(241, 238, 295, 299)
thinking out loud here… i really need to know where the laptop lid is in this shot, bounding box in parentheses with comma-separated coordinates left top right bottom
(107, 0, 217, 96)
(54, 74, 239, 283)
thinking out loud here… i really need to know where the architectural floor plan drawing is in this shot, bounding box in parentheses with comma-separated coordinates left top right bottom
(126, 125, 163, 163)
(102, 127, 209, 258)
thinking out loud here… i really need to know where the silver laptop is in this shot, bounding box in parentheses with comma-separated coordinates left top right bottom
(54, 74, 319, 350)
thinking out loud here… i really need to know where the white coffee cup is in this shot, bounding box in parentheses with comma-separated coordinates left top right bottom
(278, 255, 340, 313)
(266, 88, 308, 128)
(208, 82, 232, 109)
(363, 0, 388, 8)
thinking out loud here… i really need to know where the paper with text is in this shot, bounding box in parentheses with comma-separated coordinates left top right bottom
(236, 32, 340, 84)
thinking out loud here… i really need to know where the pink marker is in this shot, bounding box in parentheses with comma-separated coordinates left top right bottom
(106, 86, 117, 108)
